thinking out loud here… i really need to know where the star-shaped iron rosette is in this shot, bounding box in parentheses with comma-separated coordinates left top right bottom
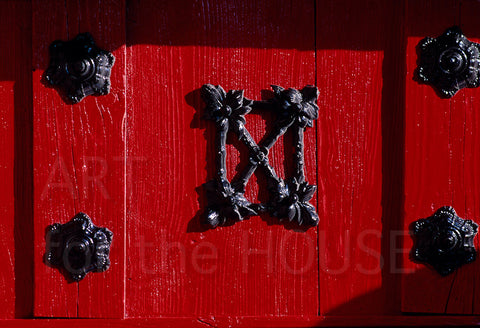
(45, 212, 113, 282)
(416, 26, 480, 98)
(45, 33, 115, 104)
(411, 206, 478, 276)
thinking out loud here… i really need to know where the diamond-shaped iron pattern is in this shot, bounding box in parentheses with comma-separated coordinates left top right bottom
(201, 84, 320, 229)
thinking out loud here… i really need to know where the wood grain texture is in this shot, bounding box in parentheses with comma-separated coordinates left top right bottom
(32, 0, 126, 318)
(0, 0, 33, 319)
(1, 316, 480, 328)
(4, 0, 479, 320)
(125, 0, 318, 317)
(402, 0, 480, 315)
(0, 80, 15, 318)
(316, 0, 405, 315)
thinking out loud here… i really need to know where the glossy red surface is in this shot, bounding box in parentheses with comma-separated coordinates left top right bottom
(0, 0, 479, 325)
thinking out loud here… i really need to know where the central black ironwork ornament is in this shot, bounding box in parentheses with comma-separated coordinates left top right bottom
(201, 84, 320, 228)
(411, 206, 478, 276)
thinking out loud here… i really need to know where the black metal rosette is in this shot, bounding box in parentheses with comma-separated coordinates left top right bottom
(200, 84, 320, 228)
(416, 26, 480, 98)
(46, 212, 113, 282)
(411, 206, 478, 276)
(45, 32, 115, 104)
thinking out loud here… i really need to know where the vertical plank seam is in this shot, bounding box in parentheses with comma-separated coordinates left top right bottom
(313, 0, 320, 317)
(449, 100, 454, 205)
(64, 0, 69, 39)
(458, 0, 472, 314)
(383, 0, 407, 314)
(62, 5, 78, 317)
(76, 284, 80, 318)
(444, 270, 458, 313)
(123, 0, 128, 318)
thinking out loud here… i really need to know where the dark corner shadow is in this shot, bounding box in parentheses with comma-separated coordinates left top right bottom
(185, 87, 313, 233)
(324, 287, 396, 317)
(322, 267, 473, 319)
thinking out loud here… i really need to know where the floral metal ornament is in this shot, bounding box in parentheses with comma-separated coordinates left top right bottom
(411, 206, 478, 276)
(201, 84, 319, 228)
(45, 32, 115, 104)
(45, 212, 113, 282)
(416, 26, 480, 98)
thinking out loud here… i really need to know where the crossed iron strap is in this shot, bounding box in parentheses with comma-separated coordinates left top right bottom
(201, 84, 320, 228)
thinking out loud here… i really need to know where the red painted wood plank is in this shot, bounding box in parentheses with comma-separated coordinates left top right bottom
(126, 0, 318, 317)
(32, 0, 126, 318)
(0, 80, 15, 318)
(402, 0, 480, 314)
(1, 316, 480, 328)
(316, 0, 404, 315)
(32, 0, 78, 316)
(0, 0, 33, 319)
(0, 60, 15, 319)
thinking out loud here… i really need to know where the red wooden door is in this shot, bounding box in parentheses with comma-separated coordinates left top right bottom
(2, 0, 480, 326)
